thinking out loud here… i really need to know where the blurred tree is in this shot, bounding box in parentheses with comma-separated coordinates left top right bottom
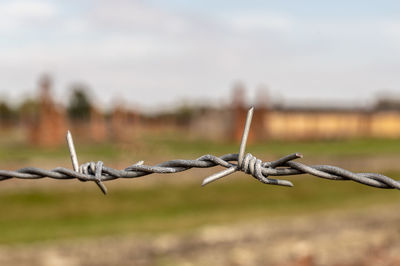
(18, 98, 39, 121)
(175, 104, 195, 125)
(0, 101, 16, 122)
(67, 86, 91, 121)
(375, 98, 400, 111)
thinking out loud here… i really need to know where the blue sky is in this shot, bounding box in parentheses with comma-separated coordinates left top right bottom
(1, 0, 400, 110)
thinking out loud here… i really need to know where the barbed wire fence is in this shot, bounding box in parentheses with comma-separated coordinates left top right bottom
(1, 107, 399, 195)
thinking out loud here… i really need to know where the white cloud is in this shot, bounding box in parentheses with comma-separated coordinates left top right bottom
(87, 0, 189, 35)
(0, 0, 57, 32)
(381, 20, 400, 42)
(3, 1, 55, 18)
(0, 1, 400, 108)
(226, 13, 293, 32)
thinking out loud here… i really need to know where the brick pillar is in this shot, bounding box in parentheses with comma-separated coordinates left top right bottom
(231, 83, 249, 142)
(30, 75, 67, 147)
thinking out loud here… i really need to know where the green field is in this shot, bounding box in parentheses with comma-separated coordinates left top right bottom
(1, 136, 400, 163)
(144, 134, 400, 157)
(1, 175, 400, 244)
(1, 137, 400, 244)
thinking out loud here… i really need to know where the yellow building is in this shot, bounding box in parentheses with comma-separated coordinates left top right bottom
(258, 107, 400, 140)
(229, 90, 400, 141)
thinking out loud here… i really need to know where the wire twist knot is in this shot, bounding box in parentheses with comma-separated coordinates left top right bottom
(239, 153, 268, 183)
(79, 161, 103, 180)
(78, 161, 107, 194)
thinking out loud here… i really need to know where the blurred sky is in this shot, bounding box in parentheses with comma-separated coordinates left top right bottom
(1, 0, 400, 109)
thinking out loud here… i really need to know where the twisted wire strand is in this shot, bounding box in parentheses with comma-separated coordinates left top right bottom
(1, 152, 399, 192)
(2, 107, 399, 194)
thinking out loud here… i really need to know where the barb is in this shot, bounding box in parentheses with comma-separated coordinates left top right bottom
(67, 131, 107, 194)
(201, 107, 254, 186)
(0, 107, 399, 194)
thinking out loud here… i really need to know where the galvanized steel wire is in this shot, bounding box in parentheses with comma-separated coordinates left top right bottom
(1, 107, 399, 194)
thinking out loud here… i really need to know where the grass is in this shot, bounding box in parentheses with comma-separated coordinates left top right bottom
(142, 134, 400, 157)
(0, 142, 121, 164)
(0, 135, 399, 164)
(1, 172, 400, 245)
(0, 136, 400, 245)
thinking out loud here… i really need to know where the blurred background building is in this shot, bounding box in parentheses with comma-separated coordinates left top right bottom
(1, 74, 399, 147)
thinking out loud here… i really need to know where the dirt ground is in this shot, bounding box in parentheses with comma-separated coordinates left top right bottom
(1, 203, 400, 266)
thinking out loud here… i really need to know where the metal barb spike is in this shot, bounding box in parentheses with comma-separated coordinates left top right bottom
(66, 130, 108, 194)
(96, 181, 108, 195)
(238, 106, 254, 168)
(202, 107, 254, 186)
(201, 167, 237, 186)
(66, 130, 79, 172)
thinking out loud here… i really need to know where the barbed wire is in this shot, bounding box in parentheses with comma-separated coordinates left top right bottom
(1, 107, 399, 194)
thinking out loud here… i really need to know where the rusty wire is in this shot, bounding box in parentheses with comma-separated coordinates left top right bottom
(0, 107, 399, 195)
